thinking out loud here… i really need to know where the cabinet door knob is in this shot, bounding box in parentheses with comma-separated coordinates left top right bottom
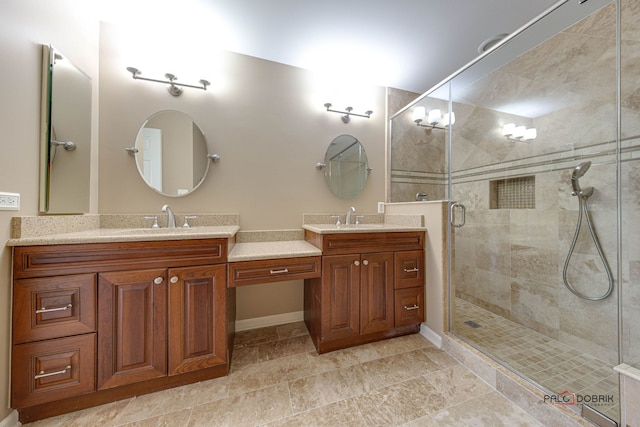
(154, 277, 164, 285)
(170, 276, 179, 284)
(363, 260, 369, 266)
(354, 260, 360, 266)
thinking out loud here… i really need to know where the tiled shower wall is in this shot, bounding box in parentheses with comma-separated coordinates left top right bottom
(389, 1, 640, 368)
(451, 164, 620, 365)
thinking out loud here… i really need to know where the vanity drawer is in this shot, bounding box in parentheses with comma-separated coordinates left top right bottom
(13, 239, 227, 279)
(13, 274, 96, 344)
(394, 287, 425, 327)
(228, 256, 321, 287)
(307, 231, 424, 255)
(394, 250, 425, 289)
(12, 333, 96, 408)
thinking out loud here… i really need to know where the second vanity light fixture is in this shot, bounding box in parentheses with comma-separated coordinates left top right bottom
(502, 123, 537, 142)
(324, 103, 373, 123)
(126, 67, 210, 96)
(413, 107, 455, 130)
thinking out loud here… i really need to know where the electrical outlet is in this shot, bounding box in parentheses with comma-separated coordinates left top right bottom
(377, 202, 385, 214)
(0, 192, 20, 210)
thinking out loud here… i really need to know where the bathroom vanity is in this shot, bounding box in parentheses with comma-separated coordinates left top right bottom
(7, 215, 425, 422)
(303, 227, 425, 353)
(10, 236, 236, 422)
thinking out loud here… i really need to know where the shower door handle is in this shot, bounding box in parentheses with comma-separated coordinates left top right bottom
(450, 202, 466, 228)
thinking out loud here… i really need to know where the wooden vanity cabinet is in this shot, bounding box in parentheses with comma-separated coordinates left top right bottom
(11, 239, 232, 423)
(304, 231, 425, 353)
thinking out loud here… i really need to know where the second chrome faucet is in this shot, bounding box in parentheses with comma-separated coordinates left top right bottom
(345, 207, 356, 225)
(162, 204, 176, 228)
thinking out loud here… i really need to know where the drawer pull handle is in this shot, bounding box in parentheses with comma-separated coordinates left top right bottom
(35, 365, 71, 380)
(403, 268, 419, 273)
(36, 303, 72, 314)
(403, 305, 420, 311)
(269, 268, 289, 275)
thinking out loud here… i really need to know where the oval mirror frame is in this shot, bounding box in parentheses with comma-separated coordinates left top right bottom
(322, 134, 369, 199)
(133, 110, 210, 197)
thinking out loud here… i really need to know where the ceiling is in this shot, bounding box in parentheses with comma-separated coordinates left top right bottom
(99, 0, 562, 94)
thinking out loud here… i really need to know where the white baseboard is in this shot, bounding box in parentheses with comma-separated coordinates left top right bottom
(0, 410, 20, 427)
(235, 311, 304, 332)
(420, 323, 442, 348)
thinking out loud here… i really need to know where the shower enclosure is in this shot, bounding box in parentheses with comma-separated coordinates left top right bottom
(389, 0, 639, 425)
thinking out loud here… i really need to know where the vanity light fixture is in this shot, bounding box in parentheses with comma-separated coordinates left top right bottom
(324, 103, 373, 123)
(126, 67, 210, 97)
(413, 106, 455, 130)
(503, 122, 537, 142)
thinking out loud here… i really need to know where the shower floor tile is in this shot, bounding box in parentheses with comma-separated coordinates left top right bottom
(454, 298, 620, 422)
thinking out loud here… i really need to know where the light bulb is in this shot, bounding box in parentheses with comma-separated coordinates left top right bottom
(513, 126, 526, 139)
(502, 123, 516, 136)
(524, 128, 537, 141)
(442, 112, 455, 127)
(427, 109, 441, 125)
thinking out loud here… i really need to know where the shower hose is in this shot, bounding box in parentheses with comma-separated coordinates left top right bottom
(562, 195, 614, 301)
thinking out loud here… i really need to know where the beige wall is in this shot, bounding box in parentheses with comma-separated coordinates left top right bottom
(0, 0, 100, 419)
(0, 4, 387, 418)
(98, 22, 387, 320)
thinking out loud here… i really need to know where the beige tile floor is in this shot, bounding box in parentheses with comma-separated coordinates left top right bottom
(25, 321, 545, 426)
(454, 298, 620, 423)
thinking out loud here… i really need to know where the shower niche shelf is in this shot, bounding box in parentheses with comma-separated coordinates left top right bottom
(490, 176, 535, 209)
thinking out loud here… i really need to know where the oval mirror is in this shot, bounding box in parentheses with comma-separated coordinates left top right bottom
(322, 134, 370, 199)
(133, 110, 210, 197)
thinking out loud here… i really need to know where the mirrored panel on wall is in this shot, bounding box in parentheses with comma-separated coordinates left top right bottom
(40, 45, 92, 213)
(389, 84, 450, 203)
(446, 0, 620, 423)
(132, 110, 210, 197)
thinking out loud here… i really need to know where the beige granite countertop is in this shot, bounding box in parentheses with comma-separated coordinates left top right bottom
(6, 226, 240, 246)
(302, 223, 425, 234)
(228, 240, 322, 262)
(302, 213, 425, 234)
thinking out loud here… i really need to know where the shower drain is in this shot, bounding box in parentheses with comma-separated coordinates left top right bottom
(464, 320, 482, 328)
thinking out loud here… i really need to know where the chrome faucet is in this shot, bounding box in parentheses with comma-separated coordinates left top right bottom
(345, 206, 356, 225)
(161, 204, 176, 228)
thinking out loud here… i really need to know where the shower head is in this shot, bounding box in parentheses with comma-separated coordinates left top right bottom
(571, 161, 593, 197)
(573, 161, 591, 179)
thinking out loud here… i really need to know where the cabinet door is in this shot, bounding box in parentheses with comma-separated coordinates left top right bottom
(360, 252, 394, 335)
(168, 265, 227, 375)
(321, 254, 360, 342)
(97, 269, 167, 389)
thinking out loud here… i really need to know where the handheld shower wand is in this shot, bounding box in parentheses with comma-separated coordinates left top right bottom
(563, 161, 613, 301)
(571, 161, 593, 197)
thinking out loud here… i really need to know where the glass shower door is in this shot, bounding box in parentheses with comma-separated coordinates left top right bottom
(448, 1, 620, 422)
